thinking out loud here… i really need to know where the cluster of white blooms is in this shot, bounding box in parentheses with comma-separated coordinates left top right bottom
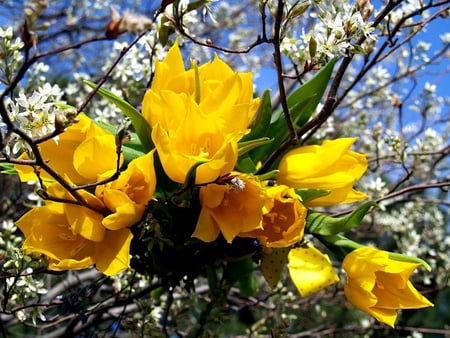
(386, 0, 429, 27)
(105, 39, 154, 84)
(377, 202, 450, 287)
(1, 220, 48, 323)
(280, 0, 376, 66)
(440, 32, 450, 44)
(0, 27, 24, 87)
(3, 83, 70, 154)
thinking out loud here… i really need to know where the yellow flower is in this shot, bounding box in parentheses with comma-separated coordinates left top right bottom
(342, 247, 434, 327)
(240, 185, 307, 248)
(16, 201, 133, 276)
(192, 174, 271, 243)
(277, 138, 368, 207)
(15, 114, 121, 185)
(288, 245, 340, 297)
(96, 150, 156, 230)
(16, 151, 157, 276)
(141, 42, 260, 184)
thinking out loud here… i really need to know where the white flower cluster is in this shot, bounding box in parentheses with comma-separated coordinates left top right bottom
(280, 0, 376, 66)
(377, 202, 450, 287)
(0, 27, 24, 86)
(387, 0, 429, 27)
(1, 219, 48, 324)
(3, 83, 69, 155)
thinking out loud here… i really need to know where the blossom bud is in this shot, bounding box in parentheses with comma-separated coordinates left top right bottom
(372, 122, 382, 140)
(54, 109, 78, 131)
(106, 7, 152, 38)
(357, 0, 374, 20)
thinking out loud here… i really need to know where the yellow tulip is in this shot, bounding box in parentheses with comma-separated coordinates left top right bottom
(15, 201, 133, 275)
(277, 138, 368, 206)
(15, 114, 121, 185)
(192, 174, 271, 243)
(342, 247, 434, 327)
(96, 150, 156, 230)
(288, 245, 340, 297)
(141, 42, 260, 184)
(16, 152, 157, 276)
(240, 185, 307, 248)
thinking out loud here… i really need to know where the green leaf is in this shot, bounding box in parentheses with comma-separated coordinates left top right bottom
(94, 120, 116, 134)
(241, 89, 272, 143)
(235, 154, 257, 173)
(0, 163, 17, 175)
(252, 57, 337, 164)
(287, 56, 337, 127)
(186, 0, 210, 12)
(388, 252, 432, 271)
(317, 234, 363, 259)
(121, 140, 146, 163)
(260, 247, 290, 289)
(238, 137, 272, 157)
(84, 80, 154, 152)
(158, 16, 174, 46)
(181, 160, 206, 189)
(295, 188, 331, 204)
(307, 201, 379, 236)
(256, 169, 279, 182)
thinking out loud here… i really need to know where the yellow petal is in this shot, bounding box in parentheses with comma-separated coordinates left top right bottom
(64, 204, 105, 242)
(288, 246, 339, 297)
(191, 207, 221, 242)
(73, 134, 120, 181)
(48, 256, 94, 271)
(194, 175, 270, 243)
(105, 202, 145, 229)
(17, 202, 97, 271)
(373, 273, 434, 309)
(16, 202, 65, 237)
(261, 247, 290, 289)
(95, 228, 133, 275)
(240, 185, 307, 248)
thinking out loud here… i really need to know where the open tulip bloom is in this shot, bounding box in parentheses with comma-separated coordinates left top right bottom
(12, 41, 433, 327)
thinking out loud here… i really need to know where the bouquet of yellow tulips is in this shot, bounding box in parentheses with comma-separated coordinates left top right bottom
(12, 41, 433, 328)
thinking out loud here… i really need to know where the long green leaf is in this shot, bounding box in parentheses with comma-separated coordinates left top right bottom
(241, 89, 272, 142)
(287, 57, 337, 127)
(295, 188, 331, 204)
(238, 137, 272, 157)
(307, 201, 379, 236)
(84, 80, 154, 152)
(251, 57, 337, 164)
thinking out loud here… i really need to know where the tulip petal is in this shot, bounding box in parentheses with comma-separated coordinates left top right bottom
(64, 204, 105, 242)
(95, 228, 133, 276)
(73, 134, 120, 181)
(288, 246, 339, 297)
(192, 207, 221, 242)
